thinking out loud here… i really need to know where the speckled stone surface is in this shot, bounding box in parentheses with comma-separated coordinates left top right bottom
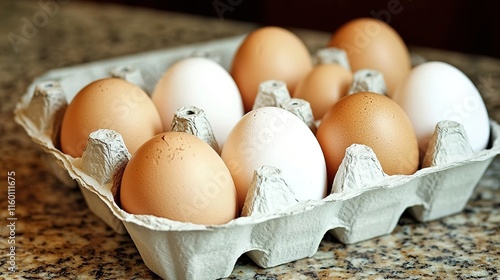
(1, 0, 499, 279)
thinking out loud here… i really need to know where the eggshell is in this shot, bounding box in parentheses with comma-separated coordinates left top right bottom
(60, 78, 163, 158)
(316, 92, 419, 184)
(151, 57, 244, 148)
(221, 106, 327, 210)
(329, 18, 411, 96)
(231, 26, 313, 112)
(391, 61, 490, 157)
(293, 64, 353, 120)
(120, 131, 238, 225)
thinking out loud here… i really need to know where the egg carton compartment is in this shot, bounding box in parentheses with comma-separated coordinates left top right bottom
(14, 35, 500, 280)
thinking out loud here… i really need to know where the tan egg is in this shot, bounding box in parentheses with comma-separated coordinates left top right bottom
(316, 92, 419, 184)
(60, 78, 163, 157)
(293, 64, 353, 120)
(120, 132, 238, 225)
(329, 18, 411, 96)
(231, 26, 313, 112)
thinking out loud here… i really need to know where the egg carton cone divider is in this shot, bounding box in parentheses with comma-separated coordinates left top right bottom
(14, 34, 500, 280)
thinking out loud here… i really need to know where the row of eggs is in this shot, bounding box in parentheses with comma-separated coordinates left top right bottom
(59, 18, 490, 225)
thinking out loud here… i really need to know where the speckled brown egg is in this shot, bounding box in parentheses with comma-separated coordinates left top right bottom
(316, 92, 419, 184)
(329, 18, 411, 96)
(293, 63, 353, 120)
(231, 26, 313, 112)
(120, 132, 238, 225)
(60, 78, 163, 157)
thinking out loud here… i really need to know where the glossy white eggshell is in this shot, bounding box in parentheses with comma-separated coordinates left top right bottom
(151, 57, 244, 148)
(221, 106, 328, 208)
(392, 61, 490, 155)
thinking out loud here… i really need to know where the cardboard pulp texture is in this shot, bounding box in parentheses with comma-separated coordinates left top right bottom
(15, 35, 500, 280)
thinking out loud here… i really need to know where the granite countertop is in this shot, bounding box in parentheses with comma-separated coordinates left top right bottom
(1, 0, 499, 279)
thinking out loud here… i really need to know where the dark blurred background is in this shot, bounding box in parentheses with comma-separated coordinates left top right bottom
(79, 0, 500, 58)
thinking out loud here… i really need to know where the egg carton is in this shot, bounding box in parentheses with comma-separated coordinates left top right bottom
(14, 35, 500, 280)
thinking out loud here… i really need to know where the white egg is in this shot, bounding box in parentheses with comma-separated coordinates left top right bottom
(392, 61, 490, 156)
(221, 107, 327, 210)
(151, 57, 244, 148)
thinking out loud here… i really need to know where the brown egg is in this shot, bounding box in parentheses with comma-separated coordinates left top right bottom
(293, 64, 353, 120)
(231, 26, 313, 112)
(316, 92, 419, 184)
(120, 132, 238, 225)
(329, 18, 411, 96)
(60, 78, 163, 157)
